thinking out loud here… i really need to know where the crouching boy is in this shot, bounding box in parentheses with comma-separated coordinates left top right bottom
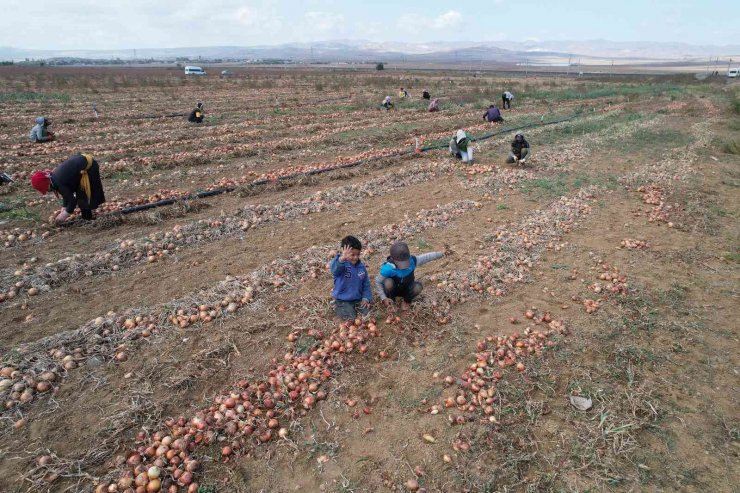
(375, 241, 443, 311)
(330, 235, 372, 320)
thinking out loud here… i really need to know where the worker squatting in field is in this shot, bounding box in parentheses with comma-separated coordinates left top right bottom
(188, 102, 205, 123)
(29, 117, 55, 143)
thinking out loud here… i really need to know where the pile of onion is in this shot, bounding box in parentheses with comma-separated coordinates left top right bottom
(100, 318, 380, 492)
(433, 312, 567, 422)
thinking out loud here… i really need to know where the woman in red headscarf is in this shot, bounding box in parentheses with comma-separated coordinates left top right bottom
(31, 153, 106, 223)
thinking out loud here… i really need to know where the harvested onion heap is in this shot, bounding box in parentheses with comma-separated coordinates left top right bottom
(433, 311, 567, 422)
(636, 185, 674, 224)
(432, 189, 596, 302)
(98, 319, 380, 493)
(620, 238, 649, 250)
(577, 262, 629, 314)
(463, 165, 534, 188)
(0, 366, 57, 408)
(97, 189, 190, 214)
(2, 228, 49, 249)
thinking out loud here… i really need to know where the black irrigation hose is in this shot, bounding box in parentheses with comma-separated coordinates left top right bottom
(61, 111, 585, 224)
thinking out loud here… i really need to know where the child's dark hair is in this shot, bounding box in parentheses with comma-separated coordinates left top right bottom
(340, 235, 362, 250)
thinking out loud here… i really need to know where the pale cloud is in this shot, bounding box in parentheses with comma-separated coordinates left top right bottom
(396, 10, 463, 33)
(304, 11, 346, 32)
(396, 14, 423, 34)
(235, 5, 283, 31)
(432, 10, 462, 29)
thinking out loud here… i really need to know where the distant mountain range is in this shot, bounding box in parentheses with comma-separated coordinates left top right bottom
(1, 39, 738, 63)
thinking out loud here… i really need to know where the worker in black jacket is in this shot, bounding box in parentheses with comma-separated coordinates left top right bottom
(506, 133, 530, 164)
(31, 154, 106, 222)
(188, 102, 205, 123)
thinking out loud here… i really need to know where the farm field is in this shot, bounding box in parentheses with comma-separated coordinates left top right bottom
(0, 67, 738, 493)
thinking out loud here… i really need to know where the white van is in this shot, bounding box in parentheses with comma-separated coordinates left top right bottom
(184, 66, 206, 76)
(728, 68, 739, 78)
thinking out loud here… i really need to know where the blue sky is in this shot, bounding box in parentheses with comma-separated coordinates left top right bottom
(4, 0, 738, 50)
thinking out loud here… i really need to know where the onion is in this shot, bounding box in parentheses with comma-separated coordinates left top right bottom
(134, 472, 149, 487)
(146, 478, 161, 492)
(127, 453, 143, 466)
(147, 466, 160, 480)
(259, 430, 272, 442)
(178, 472, 193, 486)
(303, 395, 315, 409)
(39, 371, 57, 382)
(118, 475, 134, 488)
(36, 381, 51, 393)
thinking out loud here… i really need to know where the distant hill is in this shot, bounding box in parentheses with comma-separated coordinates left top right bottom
(0, 39, 737, 63)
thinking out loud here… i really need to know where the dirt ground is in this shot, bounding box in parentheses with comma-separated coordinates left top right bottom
(0, 67, 737, 493)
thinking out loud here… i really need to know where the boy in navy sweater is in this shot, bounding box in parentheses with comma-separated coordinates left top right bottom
(330, 235, 373, 320)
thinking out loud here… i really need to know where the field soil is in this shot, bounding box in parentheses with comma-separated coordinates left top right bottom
(0, 67, 737, 493)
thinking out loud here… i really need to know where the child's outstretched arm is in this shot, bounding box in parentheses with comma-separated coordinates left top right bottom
(415, 251, 444, 267)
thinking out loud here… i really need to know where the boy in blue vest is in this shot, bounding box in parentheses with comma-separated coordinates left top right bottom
(330, 235, 372, 320)
(375, 241, 444, 311)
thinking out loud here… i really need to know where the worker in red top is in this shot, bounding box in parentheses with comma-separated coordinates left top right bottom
(31, 154, 106, 223)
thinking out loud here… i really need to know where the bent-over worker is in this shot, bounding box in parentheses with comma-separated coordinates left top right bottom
(483, 104, 504, 122)
(502, 91, 513, 109)
(31, 153, 106, 223)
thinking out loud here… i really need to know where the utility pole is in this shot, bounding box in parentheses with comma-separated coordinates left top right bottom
(567, 54, 571, 76)
(728, 58, 733, 74)
(610, 59, 614, 78)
